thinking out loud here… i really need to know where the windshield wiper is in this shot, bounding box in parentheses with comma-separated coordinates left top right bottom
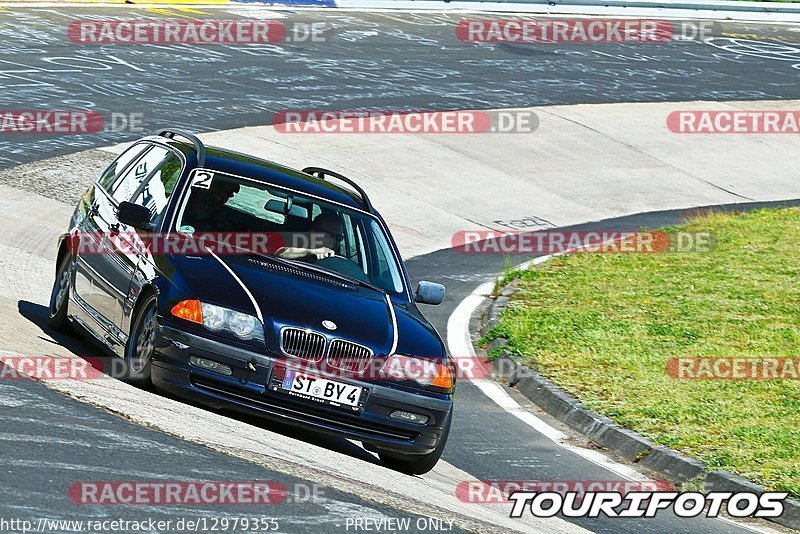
(280, 257, 384, 293)
(241, 249, 304, 270)
(241, 248, 384, 292)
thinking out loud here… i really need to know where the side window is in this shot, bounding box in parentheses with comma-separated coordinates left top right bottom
(98, 143, 148, 191)
(110, 146, 170, 204)
(132, 151, 183, 217)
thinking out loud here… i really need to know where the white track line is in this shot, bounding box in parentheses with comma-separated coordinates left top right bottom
(447, 280, 648, 481)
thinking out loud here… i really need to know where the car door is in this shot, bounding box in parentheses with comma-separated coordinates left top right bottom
(73, 142, 149, 345)
(73, 143, 180, 351)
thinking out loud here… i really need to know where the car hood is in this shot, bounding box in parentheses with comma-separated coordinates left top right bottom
(166, 253, 397, 356)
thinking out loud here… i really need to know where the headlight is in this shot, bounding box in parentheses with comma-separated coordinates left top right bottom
(202, 303, 226, 331)
(228, 311, 257, 339)
(172, 300, 264, 342)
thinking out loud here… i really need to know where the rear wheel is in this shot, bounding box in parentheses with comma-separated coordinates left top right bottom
(378, 407, 452, 475)
(122, 293, 158, 385)
(48, 254, 73, 333)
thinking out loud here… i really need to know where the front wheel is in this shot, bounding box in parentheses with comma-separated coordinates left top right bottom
(378, 407, 452, 475)
(48, 254, 73, 333)
(122, 293, 158, 385)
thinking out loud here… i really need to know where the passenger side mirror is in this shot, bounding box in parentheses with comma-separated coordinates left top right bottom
(415, 281, 445, 305)
(118, 201, 154, 230)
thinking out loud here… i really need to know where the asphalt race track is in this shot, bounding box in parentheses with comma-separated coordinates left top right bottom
(2, 7, 800, 167)
(1, 5, 799, 534)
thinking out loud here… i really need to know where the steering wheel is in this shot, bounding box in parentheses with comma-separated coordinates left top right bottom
(315, 255, 369, 281)
(307, 252, 345, 262)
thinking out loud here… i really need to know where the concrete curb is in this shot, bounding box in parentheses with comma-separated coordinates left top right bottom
(478, 279, 800, 530)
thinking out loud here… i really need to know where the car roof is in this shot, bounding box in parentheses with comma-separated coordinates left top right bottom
(162, 139, 367, 212)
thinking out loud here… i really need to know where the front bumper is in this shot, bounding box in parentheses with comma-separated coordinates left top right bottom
(152, 321, 453, 455)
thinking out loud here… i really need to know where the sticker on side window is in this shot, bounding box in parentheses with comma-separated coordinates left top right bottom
(192, 171, 214, 189)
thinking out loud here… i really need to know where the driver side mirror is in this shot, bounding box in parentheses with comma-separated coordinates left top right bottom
(118, 201, 154, 230)
(415, 281, 445, 305)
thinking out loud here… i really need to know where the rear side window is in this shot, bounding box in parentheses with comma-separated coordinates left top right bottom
(132, 152, 183, 217)
(98, 143, 148, 192)
(111, 146, 171, 203)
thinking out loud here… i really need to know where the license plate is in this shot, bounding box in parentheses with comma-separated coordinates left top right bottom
(280, 370, 363, 407)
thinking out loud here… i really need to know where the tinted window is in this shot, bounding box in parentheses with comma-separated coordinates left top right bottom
(227, 185, 292, 225)
(98, 143, 148, 191)
(132, 151, 183, 218)
(175, 171, 406, 295)
(111, 146, 170, 203)
(368, 219, 403, 293)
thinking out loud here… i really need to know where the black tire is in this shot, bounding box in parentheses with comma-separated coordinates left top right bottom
(122, 292, 158, 385)
(48, 254, 74, 333)
(378, 407, 453, 475)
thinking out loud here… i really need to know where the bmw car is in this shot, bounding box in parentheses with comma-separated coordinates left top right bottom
(48, 129, 454, 475)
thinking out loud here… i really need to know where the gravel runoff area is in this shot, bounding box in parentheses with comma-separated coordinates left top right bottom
(0, 149, 114, 207)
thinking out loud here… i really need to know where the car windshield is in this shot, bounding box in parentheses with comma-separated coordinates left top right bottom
(174, 169, 406, 295)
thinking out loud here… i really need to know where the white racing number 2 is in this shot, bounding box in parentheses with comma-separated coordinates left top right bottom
(192, 171, 214, 189)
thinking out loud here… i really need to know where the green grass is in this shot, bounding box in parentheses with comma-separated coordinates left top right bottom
(486, 208, 800, 497)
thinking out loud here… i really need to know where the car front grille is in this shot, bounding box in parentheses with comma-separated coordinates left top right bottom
(280, 328, 326, 362)
(327, 339, 373, 373)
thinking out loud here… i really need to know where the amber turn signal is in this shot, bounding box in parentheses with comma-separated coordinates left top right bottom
(171, 299, 203, 324)
(432, 364, 453, 389)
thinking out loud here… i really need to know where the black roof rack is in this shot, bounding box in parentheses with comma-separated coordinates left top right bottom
(302, 167, 373, 212)
(156, 129, 206, 167)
